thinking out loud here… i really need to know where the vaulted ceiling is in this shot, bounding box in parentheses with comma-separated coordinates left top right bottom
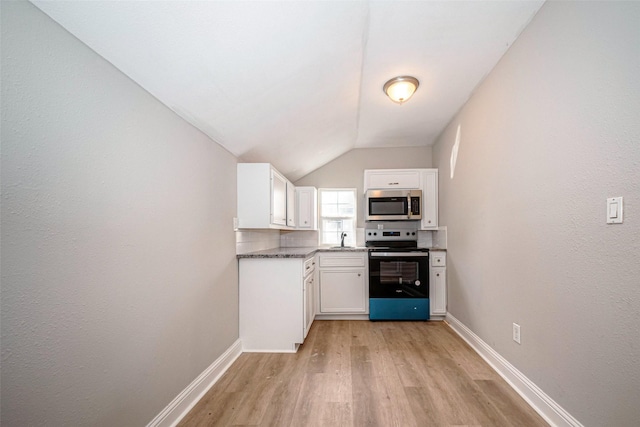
(31, 0, 544, 181)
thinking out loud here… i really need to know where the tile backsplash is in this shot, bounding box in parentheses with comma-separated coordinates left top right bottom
(237, 226, 447, 254)
(280, 230, 319, 248)
(236, 229, 319, 254)
(432, 226, 447, 249)
(235, 229, 281, 254)
(418, 226, 447, 249)
(417, 230, 433, 248)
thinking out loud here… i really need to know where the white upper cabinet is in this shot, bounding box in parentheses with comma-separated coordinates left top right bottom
(364, 169, 421, 190)
(237, 163, 296, 229)
(364, 168, 438, 230)
(271, 168, 288, 226)
(296, 187, 318, 230)
(420, 169, 438, 230)
(286, 180, 296, 228)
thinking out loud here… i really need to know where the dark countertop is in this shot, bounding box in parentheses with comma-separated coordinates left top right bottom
(316, 247, 370, 253)
(237, 246, 445, 259)
(237, 247, 319, 259)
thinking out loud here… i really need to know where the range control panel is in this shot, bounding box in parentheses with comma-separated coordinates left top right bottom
(365, 228, 418, 243)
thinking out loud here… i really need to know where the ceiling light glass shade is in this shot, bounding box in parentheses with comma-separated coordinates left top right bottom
(383, 76, 420, 104)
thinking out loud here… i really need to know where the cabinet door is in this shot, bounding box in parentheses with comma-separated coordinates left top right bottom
(271, 169, 287, 226)
(421, 169, 438, 229)
(365, 169, 421, 190)
(286, 182, 296, 227)
(319, 269, 367, 313)
(304, 273, 314, 338)
(296, 187, 317, 229)
(430, 267, 447, 315)
(237, 163, 272, 229)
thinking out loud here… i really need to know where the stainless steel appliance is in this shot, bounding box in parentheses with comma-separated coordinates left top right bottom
(366, 227, 429, 320)
(365, 189, 422, 221)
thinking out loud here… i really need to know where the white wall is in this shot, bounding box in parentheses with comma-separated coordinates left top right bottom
(1, 2, 239, 425)
(295, 146, 432, 227)
(432, 2, 640, 426)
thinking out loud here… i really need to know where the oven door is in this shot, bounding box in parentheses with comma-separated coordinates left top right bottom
(369, 252, 429, 298)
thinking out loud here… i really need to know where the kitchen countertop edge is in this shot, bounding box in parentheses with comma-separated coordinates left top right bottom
(237, 246, 368, 259)
(237, 246, 446, 259)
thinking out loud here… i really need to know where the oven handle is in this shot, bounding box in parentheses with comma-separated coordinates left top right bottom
(370, 252, 428, 257)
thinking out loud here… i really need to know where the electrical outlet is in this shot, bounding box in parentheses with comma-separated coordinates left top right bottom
(513, 323, 521, 344)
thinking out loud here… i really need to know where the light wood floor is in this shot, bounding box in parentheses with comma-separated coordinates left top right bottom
(179, 320, 548, 426)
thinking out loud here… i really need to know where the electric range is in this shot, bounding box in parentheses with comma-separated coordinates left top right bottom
(366, 227, 430, 321)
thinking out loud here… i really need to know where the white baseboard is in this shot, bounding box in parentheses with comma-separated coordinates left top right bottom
(147, 339, 243, 427)
(445, 314, 583, 427)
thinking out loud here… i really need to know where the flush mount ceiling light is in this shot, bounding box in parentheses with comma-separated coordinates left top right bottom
(383, 76, 419, 104)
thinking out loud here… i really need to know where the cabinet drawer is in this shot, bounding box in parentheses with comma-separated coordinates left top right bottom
(304, 257, 316, 276)
(431, 253, 446, 267)
(319, 254, 366, 268)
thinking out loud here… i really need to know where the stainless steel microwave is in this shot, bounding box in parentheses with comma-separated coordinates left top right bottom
(365, 189, 422, 221)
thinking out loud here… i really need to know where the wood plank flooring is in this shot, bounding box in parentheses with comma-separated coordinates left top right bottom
(178, 321, 548, 426)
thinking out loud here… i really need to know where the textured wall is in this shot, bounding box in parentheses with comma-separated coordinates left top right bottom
(432, 2, 640, 425)
(295, 146, 432, 227)
(1, 2, 239, 425)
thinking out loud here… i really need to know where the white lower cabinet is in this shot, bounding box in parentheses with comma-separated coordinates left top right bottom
(429, 251, 447, 317)
(240, 251, 370, 351)
(303, 257, 316, 338)
(319, 270, 366, 313)
(239, 255, 315, 352)
(318, 252, 368, 315)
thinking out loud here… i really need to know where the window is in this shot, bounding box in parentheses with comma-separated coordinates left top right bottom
(318, 188, 357, 246)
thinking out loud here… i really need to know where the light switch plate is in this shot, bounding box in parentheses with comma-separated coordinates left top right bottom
(606, 197, 623, 224)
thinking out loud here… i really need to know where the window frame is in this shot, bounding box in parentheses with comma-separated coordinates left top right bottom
(317, 188, 357, 247)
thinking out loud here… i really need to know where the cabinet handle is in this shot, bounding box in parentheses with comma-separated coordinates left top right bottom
(388, 182, 399, 185)
(436, 273, 440, 277)
(358, 273, 361, 277)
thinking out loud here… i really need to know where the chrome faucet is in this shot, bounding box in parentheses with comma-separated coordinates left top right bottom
(340, 232, 347, 248)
